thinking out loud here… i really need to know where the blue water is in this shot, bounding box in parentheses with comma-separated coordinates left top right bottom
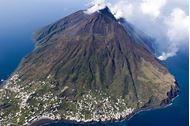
(0, 1, 188, 126)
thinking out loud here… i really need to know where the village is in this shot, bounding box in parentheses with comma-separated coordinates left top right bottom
(0, 73, 134, 126)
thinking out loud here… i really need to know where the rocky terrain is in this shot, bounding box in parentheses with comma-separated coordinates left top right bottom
(0, 7, 179, 126)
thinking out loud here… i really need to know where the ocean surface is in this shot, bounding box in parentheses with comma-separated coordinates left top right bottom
(0, 1, 188, 126)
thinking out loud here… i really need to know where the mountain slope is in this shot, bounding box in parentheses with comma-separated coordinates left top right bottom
(118, 18, 156, 54)
(0, 7, 179, 125)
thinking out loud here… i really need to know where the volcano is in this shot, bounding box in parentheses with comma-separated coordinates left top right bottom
(0, 7, 179, 125)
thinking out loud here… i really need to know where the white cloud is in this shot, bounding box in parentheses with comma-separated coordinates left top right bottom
(158, 8, 189, 60)
(158, 52, 176, 60)
(84, 0, 106, 14)
(140, 0, 167, 18)
(158, 45, 178, 60)
(84, 0, 134, 19)
(165, 8, 189, 42)
(109, 0, 134, 19)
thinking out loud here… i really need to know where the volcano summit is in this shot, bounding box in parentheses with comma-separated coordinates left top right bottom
(0, 6, 179, 126)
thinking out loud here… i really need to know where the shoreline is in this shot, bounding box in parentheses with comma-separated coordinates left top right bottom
(29, 118, 54, 126)
(29, 82, 180, 126)
(29, 95, 179, 126)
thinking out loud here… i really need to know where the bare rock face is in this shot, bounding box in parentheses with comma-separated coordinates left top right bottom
(0, 7, 179, 125)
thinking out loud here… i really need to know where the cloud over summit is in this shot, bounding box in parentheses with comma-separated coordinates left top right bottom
(84, 0, 106, 14)
(87, 0, 189, 60)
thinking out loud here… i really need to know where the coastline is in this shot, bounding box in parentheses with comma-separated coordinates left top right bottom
(29, 94, 179, 126)
(1, 73, 179, 126)
(28, 81, 180, 126)
(29, 118, 54, 126)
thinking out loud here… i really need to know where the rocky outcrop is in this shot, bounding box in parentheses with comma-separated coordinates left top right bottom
(160, 81, 180, 106)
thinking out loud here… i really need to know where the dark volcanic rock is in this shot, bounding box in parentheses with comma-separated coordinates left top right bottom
(160, 81, 180, 106)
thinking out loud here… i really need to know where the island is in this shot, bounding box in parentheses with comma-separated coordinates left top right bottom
(0, 6, 179, 126)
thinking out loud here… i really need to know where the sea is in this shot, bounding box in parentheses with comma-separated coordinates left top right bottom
(0, 1, 188, 126)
